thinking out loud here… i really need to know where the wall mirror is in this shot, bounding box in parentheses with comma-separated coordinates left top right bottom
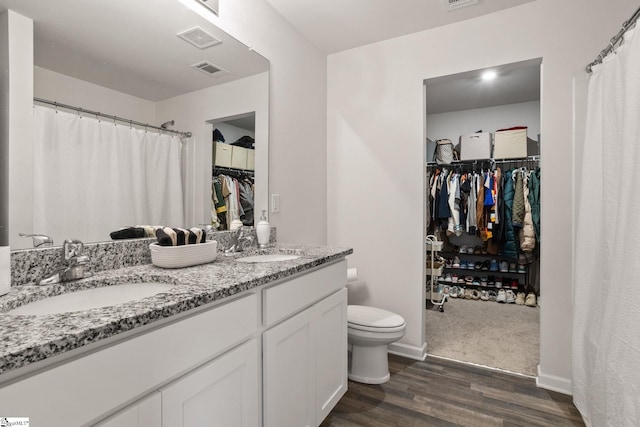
(0, 0, 270, 249)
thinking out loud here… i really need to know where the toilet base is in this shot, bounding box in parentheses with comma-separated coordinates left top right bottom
(348, 343, 391, 384)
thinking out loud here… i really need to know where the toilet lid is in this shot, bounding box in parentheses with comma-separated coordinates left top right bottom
(347, 305, 406, 331)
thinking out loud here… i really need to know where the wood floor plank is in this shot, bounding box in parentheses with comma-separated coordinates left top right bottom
(320, 355, 585, 427)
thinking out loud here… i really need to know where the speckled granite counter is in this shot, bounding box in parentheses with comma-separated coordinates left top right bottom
(0, 244, 352, 378)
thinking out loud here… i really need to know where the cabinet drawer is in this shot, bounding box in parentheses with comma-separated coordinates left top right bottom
(263, 260, 346, 327)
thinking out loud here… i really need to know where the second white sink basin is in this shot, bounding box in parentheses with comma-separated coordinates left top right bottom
(236, 254, 301, 263)
(7, 282, 175, 315)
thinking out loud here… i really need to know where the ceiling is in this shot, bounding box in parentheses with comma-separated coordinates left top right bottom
(425, 59, 541, 114)
(266, 0, 536, 54)
(0, 0, 269, 102)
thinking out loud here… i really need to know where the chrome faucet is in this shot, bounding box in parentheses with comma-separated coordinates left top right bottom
(19, 233, 54, 248)
(225, 228, 254, 254)
(39, 239, 91, 285)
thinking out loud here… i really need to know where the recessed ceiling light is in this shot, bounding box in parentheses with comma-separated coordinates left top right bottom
(482, 70, 497, 81)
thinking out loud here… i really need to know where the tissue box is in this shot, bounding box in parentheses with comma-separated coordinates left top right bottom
(494, 127, 527, 159)
(150, 240, 218, 268)
(460, 132, 492, 160)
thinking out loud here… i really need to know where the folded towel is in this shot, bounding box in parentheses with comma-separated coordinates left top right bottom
(110, 227, 146, 240)
(155, 227, 207, 246)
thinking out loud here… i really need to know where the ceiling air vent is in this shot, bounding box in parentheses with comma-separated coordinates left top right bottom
(442, 0, 478, 12)
(191, 61, 228, 77)
(177, 27, 221, 49)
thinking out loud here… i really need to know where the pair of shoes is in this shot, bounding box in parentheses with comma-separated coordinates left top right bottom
(452, 274, 459, 283)
(472, 277, 480, 286)
(473, 246, 482, 254)
(488, 290, 498, 301)
(444, 273, 452, 282)
(453, 256, 461, 268)
(510, 280, 519, 289)
(515, 292, 526, 305)
(508, 262, 517, 273)
(445, 258, 453, 268)
(457, 277, 465, 284)
(480, 290, 489, 301)
(496, 289, 507, 303)
(518, 263, 526, 273)
(487, 277, 495, 287)
(481, 261, 490, 271)
(474, 261, 482, 270)
(495, 277, 503, 288)
(464, 288, 473, 299)
(525, 292, 537, 307)
(459, 245, 468, 254)
(505, 289, 516, 304)
(489, 259, 499, 271)
(480, 277, 488, 286)
(449, 286, 461, 298)
(499, 261, 509, 272)
(471, 289, 481, 300)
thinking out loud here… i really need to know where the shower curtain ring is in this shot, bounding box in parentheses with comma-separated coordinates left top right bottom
(79, 108, 83, 118)
(129, 120, 133, 129)
(96, 113, 100, 123)
(54, 102, 58, 113)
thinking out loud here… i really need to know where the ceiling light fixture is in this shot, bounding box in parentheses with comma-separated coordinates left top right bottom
(482, 70, 497, 81)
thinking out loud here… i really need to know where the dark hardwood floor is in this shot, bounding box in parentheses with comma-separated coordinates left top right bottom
(321, 355, 585, 427)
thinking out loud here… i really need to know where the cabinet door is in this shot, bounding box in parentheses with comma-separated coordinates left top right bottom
(94, 392, 161, 427)
(312, 288, 348, 423)
(161, 338, 259, 427)
(263, 309, 313, 427)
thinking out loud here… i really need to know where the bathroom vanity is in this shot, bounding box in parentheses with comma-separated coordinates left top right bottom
(0, 243, 351, 426)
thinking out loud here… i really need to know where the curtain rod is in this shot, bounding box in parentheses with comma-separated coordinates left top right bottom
(33, 97, 193, 138)
(586, 5, 640, 73)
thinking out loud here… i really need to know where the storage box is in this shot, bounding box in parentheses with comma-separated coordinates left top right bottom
(494, 127, 527, 159)
(460, 132, 492, 160)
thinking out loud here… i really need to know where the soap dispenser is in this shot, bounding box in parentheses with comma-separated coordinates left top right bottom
(229, 214, 243, 231)
(256, 210, 270, 248)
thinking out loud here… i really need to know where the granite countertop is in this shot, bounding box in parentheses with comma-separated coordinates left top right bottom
(0, 244, 352, 378)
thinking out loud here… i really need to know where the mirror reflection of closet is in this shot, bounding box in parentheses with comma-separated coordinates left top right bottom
(210, 112, 256, 229)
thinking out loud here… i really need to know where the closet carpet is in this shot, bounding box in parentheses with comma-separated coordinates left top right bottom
(425, 297, 539, 376)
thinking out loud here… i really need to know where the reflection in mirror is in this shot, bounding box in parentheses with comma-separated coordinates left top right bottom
(0, 0, 270, 249)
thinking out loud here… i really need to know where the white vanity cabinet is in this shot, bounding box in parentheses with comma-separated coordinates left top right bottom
(0, 258, 348, 427)
(94, 393, 162, 427)
(162, 338, 260, 427)
(263, 261, 348, 427)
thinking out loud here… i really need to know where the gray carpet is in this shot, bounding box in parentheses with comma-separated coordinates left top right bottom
(425, 297, 539, 376)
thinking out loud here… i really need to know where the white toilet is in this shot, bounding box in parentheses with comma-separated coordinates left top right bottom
(347, 305, 406, 384)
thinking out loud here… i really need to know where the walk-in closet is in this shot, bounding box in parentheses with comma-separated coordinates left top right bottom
(211, 114, 256, 230)
(424, 59, 542, 376)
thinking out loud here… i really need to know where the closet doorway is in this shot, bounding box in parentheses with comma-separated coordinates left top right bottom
(423, 58, 542, 376)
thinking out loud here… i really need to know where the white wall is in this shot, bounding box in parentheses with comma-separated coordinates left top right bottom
(327, 0, 637, 393)
(34, 68, 156, 124)
(183, 0, 328, 244)
(155, 72, 269, 228)
(426, 100, 541, 143)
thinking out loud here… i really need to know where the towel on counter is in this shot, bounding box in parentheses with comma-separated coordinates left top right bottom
(156, 227, 207, 246)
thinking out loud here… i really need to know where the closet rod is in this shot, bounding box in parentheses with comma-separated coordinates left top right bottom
(586, 5, 640, 72)
(426, 156, 540, 167)
(34, 97, 193, 138)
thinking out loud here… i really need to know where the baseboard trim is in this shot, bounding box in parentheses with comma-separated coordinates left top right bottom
(536, 364, 572, 395)
(388, 342, 427, 361)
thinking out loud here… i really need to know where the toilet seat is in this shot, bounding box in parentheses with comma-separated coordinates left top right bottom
(347, 305, 406, 333)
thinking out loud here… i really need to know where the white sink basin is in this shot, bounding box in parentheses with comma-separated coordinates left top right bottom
(236, 254, 300, 263)
(7, 282, 175, 315)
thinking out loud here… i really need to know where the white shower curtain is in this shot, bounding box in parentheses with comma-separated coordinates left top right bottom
(574, 28, 640, 426)
(33, 105, 184, 243)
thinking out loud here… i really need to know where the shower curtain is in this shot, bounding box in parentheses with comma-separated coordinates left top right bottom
(574, 28, 640, 426)
(33, 105, 184, 243)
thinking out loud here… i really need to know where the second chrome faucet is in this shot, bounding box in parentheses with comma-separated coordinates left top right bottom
(39, 239, 91, 285)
